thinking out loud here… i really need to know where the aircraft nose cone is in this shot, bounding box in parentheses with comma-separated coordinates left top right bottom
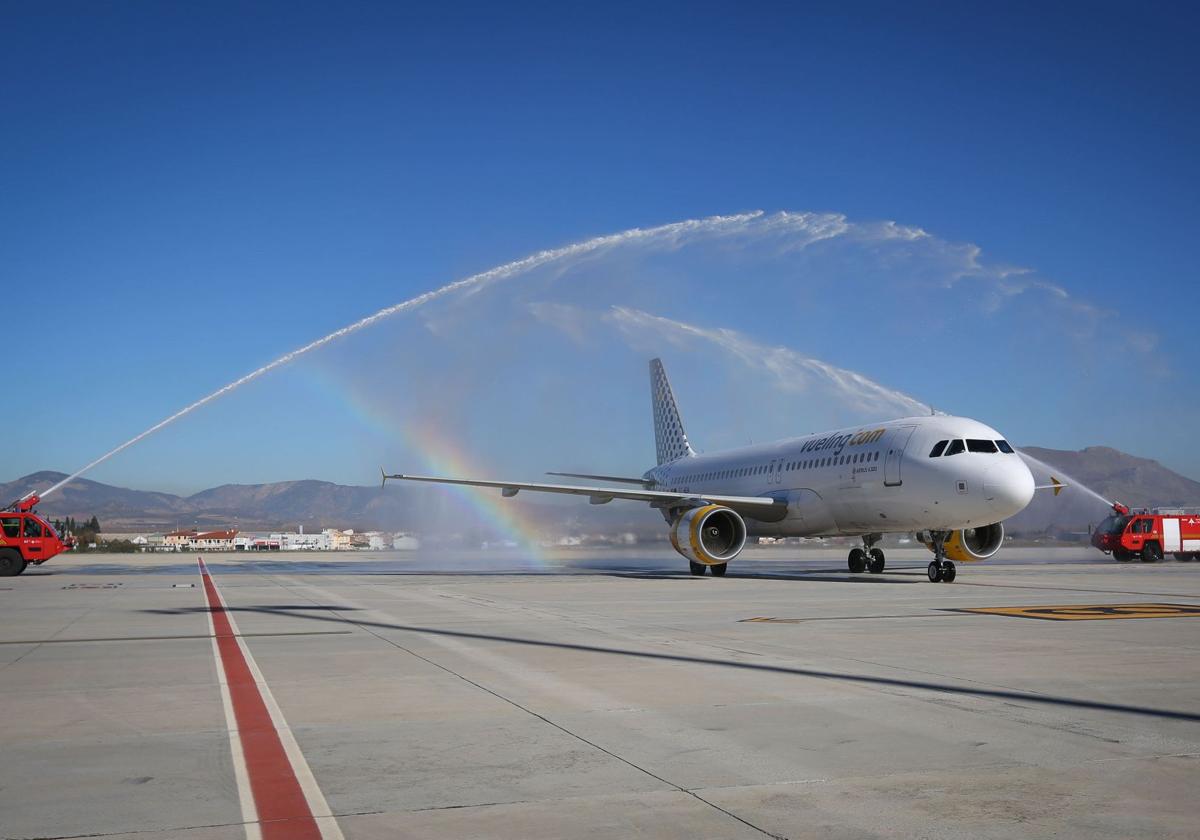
(983, 460, 1036, 518)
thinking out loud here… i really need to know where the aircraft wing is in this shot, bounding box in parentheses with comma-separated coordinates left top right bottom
(381, 471, 780, 509)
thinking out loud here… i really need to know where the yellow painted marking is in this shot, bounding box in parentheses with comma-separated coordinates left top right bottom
(955, 603, 1200, 621)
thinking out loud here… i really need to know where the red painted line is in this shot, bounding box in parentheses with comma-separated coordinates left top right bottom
(199, 558, 322, 840)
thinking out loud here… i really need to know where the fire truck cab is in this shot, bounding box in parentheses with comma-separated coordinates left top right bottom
(0, 495, 74, 576)
(1092, 502, 1200, 562)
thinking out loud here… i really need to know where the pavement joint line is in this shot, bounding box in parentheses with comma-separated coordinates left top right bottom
(950, 581, 1200, 598)
(199, 558, 345, 840)
(200, 596, 1200, 724)
(739, 612, 969, 623)
(271, 576, 791, 840)
(0, 630, 353, 646)
(0, 598, 99, 674)
(10, 809, 391, 840)
(1088, 752, 1200, 763)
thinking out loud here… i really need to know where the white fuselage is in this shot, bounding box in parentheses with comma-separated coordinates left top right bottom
(644, 415, 1035, 537)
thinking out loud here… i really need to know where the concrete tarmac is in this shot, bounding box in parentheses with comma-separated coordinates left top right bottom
(2, 547, 1198, 839)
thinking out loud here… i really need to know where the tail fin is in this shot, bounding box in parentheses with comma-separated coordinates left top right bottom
(649, 358, 696, 465)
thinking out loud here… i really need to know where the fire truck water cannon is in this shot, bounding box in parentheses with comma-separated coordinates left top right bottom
(0, 493, 75, 577)
(1111, 501, 1130, 516)
(10, 493, 42, 513)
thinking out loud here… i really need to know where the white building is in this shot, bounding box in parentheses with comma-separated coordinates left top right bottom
(392, 533, 420, 550)
(366, 532, 388, 551)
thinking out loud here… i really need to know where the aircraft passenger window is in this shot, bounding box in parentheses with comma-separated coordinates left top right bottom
(945, 440, 965, 456)
(996, 440, 1015, 453)
(22, 517, 43, 538)
(967, 439, 998, 453)
(929, 440, 948, 458)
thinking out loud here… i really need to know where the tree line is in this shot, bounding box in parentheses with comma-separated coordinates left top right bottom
(50, 515, 136, 553)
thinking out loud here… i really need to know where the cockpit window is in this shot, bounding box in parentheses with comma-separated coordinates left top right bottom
(944, 439, 965, 456)
(929, 440, 948, 458)
(967, 439, 999, 453)
(996, 440, 1015, 454)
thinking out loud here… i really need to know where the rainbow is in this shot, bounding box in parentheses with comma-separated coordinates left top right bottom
(301, 365, 550, 566)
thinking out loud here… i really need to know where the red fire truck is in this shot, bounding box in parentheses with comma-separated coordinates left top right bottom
(0, 494, 75, 576)
(1091, 502, 1200, 562)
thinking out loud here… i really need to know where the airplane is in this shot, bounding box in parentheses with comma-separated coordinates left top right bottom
(384, 358, 1056, 582)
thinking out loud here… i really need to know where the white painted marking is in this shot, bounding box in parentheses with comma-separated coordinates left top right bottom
(204, 585, 262, 840)
(202, 562, 345, 840)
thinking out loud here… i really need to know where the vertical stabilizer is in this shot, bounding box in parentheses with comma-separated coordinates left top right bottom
(649, 358, 696, 465)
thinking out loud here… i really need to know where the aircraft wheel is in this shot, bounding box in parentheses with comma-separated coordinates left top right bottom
(0, 549, 24, 577)
(940, 560, 956, 583)
(848, 548, 867, 573)
(867, 548, 885, 574)
(1141, 542, 1162, 563)
(927, 561, 943, 583)
(1113, 549, 1133, 562)
(689, 561, 707, 576)
(710, 563, 728, 577)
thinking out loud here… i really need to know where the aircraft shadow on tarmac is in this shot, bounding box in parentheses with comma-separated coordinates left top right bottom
(145, 602, 1200, 725)
(604, 570, 921, 583)
(54, 558, 925, 582)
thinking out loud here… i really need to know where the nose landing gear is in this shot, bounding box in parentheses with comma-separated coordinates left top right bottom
(847, 535, 886, 574)
(925, 530, 956, 583)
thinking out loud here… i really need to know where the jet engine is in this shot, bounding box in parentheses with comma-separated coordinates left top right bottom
(920, 523, 1004, 562)
(670, 505, 747, 566)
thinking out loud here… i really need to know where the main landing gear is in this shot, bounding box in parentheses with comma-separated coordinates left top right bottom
(690, 561, 728, 577)
(848, 535, 886, 574)
(925, 530, 956, 583)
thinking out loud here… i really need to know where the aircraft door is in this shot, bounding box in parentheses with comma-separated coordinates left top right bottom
(883, 425, 917, 487)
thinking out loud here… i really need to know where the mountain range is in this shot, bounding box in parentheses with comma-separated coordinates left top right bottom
(4, 445, 1198, 537)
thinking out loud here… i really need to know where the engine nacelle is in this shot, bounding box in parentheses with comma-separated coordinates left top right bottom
(920, 523, 1005, 562)
(670, 505, 747, 566)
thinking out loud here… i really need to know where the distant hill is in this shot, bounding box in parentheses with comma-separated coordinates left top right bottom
(1010, 446, 1200, 537)
(4, 445, 1197, 538)
(0, 471, 415, 532)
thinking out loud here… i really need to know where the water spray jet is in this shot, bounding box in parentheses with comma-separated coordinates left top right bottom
(37, 212, 765, 500)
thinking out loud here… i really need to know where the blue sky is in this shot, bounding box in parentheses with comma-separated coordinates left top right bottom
(4, 2, 1198, 493)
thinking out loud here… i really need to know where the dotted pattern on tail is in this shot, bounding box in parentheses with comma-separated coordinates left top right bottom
(650, 358, 696, 465)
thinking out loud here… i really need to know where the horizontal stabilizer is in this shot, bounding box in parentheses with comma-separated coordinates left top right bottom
(1034, 476, 1067, 497)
